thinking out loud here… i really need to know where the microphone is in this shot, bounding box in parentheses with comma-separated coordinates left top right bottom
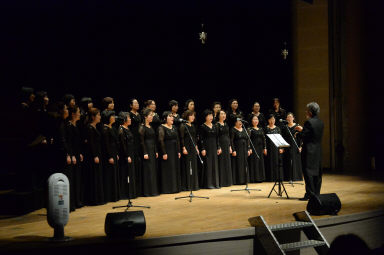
(177, 118, 188, 123)
(237, 118, 248, 123)
(279, 119, 288, 124)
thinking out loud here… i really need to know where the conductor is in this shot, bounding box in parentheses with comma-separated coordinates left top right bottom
(295, 102, 324, 201)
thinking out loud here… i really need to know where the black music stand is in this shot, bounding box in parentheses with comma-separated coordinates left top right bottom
(266, 133, 290, 199)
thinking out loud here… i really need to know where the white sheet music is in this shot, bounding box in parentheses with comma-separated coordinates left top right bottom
(266, 134, 290, 148)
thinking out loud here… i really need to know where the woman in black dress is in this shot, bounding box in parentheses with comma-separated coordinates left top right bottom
(216, 110, 233, 187)
(101, 110, 120, 203)
(231, 118, 252, 185)
(83, 108, 105, 205)
(212, 101, 222, 124)
(66, 105, 84, 208)
(180, 110, 200, 191)
(129, 98, 143, 196)
(117, 112, 137, 199)
(247, 102, 266, 130)
(282, 112, 303, 182)
(139, 109, 159, 196)
(50, 103, 75, 211)
(268, 98, 287, 129)
(227, 99, 244, 128)
(143, 100, 161, 132)
(248, 115, 267, 182)
(158, 111, 181, 194)
(265, 114, 284, 182)
(199, 110, 221, 189)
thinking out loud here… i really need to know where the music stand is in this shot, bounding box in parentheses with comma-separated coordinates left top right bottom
(266, 134, 290, 199)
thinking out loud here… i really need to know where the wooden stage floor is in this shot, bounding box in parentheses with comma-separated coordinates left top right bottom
(1, 172, 384, 248)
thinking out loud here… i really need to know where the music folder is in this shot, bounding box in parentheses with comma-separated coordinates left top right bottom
(266, 134, 290, 148)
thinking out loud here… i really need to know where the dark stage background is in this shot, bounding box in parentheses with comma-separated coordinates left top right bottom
(0, 0, 293, 115)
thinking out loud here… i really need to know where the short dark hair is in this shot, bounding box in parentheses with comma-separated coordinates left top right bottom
(142, 108, 153, 118)
(202, 109, 213, 119)
(102, 97, 114, 109)
(267, 114, 275, 120)
(182, 110, 195, 120)
(80, 97, 93, 112)
(162, 111, 172, 120)
(21, 87, 34, 102)
(88, 107, 100, 124)
(144, 100, 155, 108)
(306, 102, 320, 116)
(63, 94, 75, 106)
(129, 98, 138, 108)
(169, 100, 178, 108)
(101, 110, 115, 124)
(118, 111, 130, 123)
(287, 112, 295, 118)
(184, 99, 194, 110)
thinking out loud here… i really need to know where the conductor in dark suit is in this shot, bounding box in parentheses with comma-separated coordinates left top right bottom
(295, 102, 324, 201)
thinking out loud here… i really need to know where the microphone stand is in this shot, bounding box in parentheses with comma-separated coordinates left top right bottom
(282, 121, 304, 187)
(113, 159, 150, 210)
(231, 119, 261, 194)
(175, 122, 209, 202)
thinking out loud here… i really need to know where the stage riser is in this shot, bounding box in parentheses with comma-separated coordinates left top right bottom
(2, 211, 383, 254)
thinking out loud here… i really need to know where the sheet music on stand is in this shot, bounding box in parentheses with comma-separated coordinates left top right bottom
(266, 134, 290, 148)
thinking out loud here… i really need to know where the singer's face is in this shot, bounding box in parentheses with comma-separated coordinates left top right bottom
(126, 116, 132, 126)
(149, 101, 156, 111)
(108, 102, 114, 110)
(273, 100, 280, 109)
(235, 120, 242, 128)
(70, 99, 76, 108)
(94, 112, 101, 124)
(172, 105, 178, 113)
(206, 114, 213, 123)
(231, 101, 238, 110)
(213, 104, 221, 113)
(188, 114, 195, 123)
(146, 113, 154, 123)
(253, 103, 260, 112)
(219, 110, 226, 121)
(252, 116, 259, 127)
(73, 107, 81, 121)
(63, 105, 69, 119)
(188, 101, 195, 111)
(167, 115, 174, 125)
(286, 114, 294, 123)
(132, 100, 139, 110)
(268, 117, 275, 125)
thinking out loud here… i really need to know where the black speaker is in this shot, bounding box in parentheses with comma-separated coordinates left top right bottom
(105, 211, 146, 238)
(307, 193, 341, 216)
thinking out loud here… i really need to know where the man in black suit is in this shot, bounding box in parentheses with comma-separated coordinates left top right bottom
(295, 102, 324, 201)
